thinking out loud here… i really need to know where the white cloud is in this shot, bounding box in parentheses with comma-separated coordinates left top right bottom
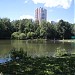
(19, 15, 34, 20)
(24, 0, 29, 3)
(47, 20, 51, 23)
(56, 19, 60, 22)
(32, 0, 72, 9)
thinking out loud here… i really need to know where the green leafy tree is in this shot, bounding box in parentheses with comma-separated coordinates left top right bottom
(11, 20, 20, 32)
(47, 22, 57, 39)
(40, 20, 48, 39)
(11, 32, 20, 39)
(19, 33, 26, 40)
(0, 18, 14, 39)
(35, 27, 40, 38)
(72, 24, 75, 35)
(57, 20, 65, 39)
(0, 17, 74, 40)
(27, 32, 35, 39)
(57, 20, 72, 39)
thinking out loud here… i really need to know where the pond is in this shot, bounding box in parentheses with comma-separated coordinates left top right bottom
(0, 40, 75, 59)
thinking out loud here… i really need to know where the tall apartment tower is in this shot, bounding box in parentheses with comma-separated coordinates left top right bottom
(35, 7, 47, 24)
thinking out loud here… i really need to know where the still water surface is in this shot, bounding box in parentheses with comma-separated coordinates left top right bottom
(0, 40, 75, 58)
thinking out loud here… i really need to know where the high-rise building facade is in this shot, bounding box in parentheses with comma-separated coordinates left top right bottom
(35, 7, 47, 24)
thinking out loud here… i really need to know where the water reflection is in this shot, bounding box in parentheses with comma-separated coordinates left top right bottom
(0, 40, 75, 59)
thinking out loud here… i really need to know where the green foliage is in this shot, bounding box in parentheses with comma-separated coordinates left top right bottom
(10, 48, 27, 60)
(47, 22, 57, 39)
(0, 18, 74, 39)
(40, 20, 48, 39)
(19, 33, 26, 40)
(54, 47, 67, 57)
(35, 27, 40, 38)
(72, 24, 75, 35)
(57, 20, 72, 39)
(27, 32, 32, 39)
(40, 28, 47, 38)
(0, 48, 75, 75)
(11, 32, 26, 40)
(27, 32, 35, 39)
(0, 18, 14, 39)
(11, 32, 20, 39)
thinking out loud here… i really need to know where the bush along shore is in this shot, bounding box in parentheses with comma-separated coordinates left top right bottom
(0, 48, 75, 75)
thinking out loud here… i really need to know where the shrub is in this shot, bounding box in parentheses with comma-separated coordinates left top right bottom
(11, 32, 20, 39)
(19, 33, 26, 40)
(27, 32, 35, 39)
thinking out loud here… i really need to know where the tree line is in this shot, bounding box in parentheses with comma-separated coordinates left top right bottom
(0, 18, 75, 39)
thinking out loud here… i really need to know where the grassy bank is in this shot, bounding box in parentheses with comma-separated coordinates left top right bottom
(0, 49, 75, 75)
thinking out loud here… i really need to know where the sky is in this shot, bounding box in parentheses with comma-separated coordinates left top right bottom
(0, 0, 74, 23)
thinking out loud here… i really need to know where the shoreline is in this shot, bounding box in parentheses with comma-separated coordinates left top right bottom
(57, 39, 75, 43)
(29, 39, 75, 43)
(0, 39, 75, 42)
